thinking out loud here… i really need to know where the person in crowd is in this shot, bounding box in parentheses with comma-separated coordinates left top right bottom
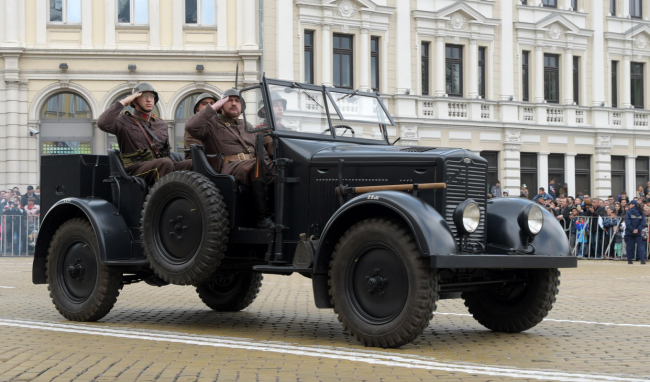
(21, 185, 40, 207)
(575, 204, 583, 215)
(24, 198, 39, 216)
(624, 200, 647, 264)
(575, 216, 588, 258)
(608, 195, 615, 205)
(183, 93, 217, 160)
(575, 197, 583, 207)
(559, 198, 573, 233)
(614, 202, 623, 217)
(4, 200, 26, 255)
(490, 180, 502, 198)
(34, 186, 40, 198)
(602, 207, 620, 258)
(646, 181, 650, 195)
(97, 83, 192, 185)
(560, 183, 569, 198)
(548, 179, 556, 199)
(569, 208, 580, 249)
(611, 212, 624, 259)
(0, 190, 8, 209)
(621, 198, 628, 211)
(617, 191, 630, 203)
(638, 186, 646, 199)
(585, 198, 607, 258)
(533, 187, 553, 203)
(520, 184, 528, 199)
(12, 187, 19, 195)
(503, 189, 509, 197)
(186, 88, 275, 229)
(547, 200, 560, 218)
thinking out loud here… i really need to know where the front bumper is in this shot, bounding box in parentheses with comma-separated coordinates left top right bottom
(430, 254, 577, 269)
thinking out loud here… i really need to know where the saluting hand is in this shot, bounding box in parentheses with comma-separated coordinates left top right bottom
(211, 97, 229, 112)
(120, 92, 142, 106)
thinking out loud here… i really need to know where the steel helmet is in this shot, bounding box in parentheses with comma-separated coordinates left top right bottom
(219, 87, 246, 112)
(130, 82, 159, 107)
(193, 93, 218, 114)
(257, 91, 287, 118)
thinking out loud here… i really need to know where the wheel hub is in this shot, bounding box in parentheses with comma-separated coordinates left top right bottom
(59, 241, 98, 303)
(169, 215, 188, 240)
(366, 268, 389, 295)
(66, 259, 86, 279)
(156, 196, 202, 263)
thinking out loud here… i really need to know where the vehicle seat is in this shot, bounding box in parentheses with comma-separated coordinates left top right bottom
(170, 151, 184, 162)
(107, 149, 149, 192)
(107, 149, 149, 237)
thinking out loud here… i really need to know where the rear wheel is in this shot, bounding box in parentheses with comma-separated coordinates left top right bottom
(196, 272, 263, 312)
(329, 218, 438, 348)
(141, 171, 229, 285)
(47, 218, 122, 321)
(462, 268, 560, 333)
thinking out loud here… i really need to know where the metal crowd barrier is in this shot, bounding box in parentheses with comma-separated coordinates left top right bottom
(0, 215, 40, 257)
(559, 214, 650, 261)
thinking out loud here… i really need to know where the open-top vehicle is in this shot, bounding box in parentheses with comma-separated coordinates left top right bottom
(33, 77, 576, 348)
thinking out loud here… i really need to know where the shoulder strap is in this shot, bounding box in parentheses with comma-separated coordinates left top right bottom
(224, 123, 253, 154)
(131, 118, 162, 158)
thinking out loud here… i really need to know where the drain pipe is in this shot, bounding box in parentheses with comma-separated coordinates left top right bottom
(259, 0, 264, 80)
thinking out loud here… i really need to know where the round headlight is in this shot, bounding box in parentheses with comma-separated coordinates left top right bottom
(453, 200, 481, 234)
(517, 204, 544, 237)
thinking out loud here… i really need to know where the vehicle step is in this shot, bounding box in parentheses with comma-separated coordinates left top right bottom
(252, 265, 312, 275)
(229, 228, 274, 244)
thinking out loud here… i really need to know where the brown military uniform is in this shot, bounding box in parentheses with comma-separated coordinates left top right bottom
(183, 129, 202, 160)
(97, 101, 192, 185)
(185, 105, 273, 186)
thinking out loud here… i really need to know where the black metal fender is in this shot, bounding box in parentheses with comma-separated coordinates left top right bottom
(311, 191, 457, 308)
(32, 198, 132, 284)
(486, 197, 571, 257)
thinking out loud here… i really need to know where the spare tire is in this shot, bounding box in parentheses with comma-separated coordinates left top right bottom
(141, 170, 229, 285)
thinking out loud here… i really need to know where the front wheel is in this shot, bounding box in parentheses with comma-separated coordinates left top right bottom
(47, 218, 122, 321)
(462, 268, 560, 333)
(329, 218, 438, 348)
(196, 272, 263, 312)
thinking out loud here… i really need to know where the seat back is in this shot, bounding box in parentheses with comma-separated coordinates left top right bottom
(107, 149, 148, 239)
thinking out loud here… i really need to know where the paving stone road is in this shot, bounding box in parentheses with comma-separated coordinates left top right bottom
(0, 257, 649, 382)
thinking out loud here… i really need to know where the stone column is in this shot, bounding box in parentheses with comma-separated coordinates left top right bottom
(4, 0, 19, 44)
(321, 25, 332, 87)
(434, 37, 445, 96)
(535, 46, 544, 102)
(622, 56, 631, 108)
(503, 129, 522, 197)
(5, 81, 20, 187)
(105, 0, 116, 48)
(565, 153, 576, 199)
(276, 0, 294, 80)
(623, 0, 630, 18)
(500, 0, 514, 101)
(395, 0, 412, 94)
(592, 0, 605, 106)
(150, 0, 161, 48)
(242, 0, 257, 49)
(0, 80, 6, 188)
(81, 0, 92, 48)
(626, 155, 637, 198)
(217, 0, 228, 50)
(359, 28, 370, 91)
(468, 40, 478, 99)
(36, 0, 47, 45)
(172, 0, 183, 49)
(538, 151, 549, 194)
(564, 49, 573, 105)
(595, 148, 612, 199)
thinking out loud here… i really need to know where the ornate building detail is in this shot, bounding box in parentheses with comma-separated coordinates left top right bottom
(550, 45, 557, 53)
(453, 36, 460, 44)
(447, 12, 468, 30)
(401, 125, 418, 139)
(59, 80, 70, 88)
(4, 81, 20, 90)
(504, 129, 522, 143)
(337, 0, 357, 18)
(596, 147, 612, 155)
(635, 34, 648, 49)
(504, 144, 521, 152)
(341, 24, 349, 33)
(547, 24, 563, 40)
(596, 134, 612, 147)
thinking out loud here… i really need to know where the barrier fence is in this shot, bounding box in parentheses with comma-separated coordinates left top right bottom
(0, 215, 40, 257)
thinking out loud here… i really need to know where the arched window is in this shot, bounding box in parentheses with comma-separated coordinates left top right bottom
(40, 92, 93, 155)
(107, 92, 163, 150)
(174, 92, 203, 152)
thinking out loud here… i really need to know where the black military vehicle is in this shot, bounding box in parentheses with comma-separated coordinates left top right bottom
(33, 77, 576, 348)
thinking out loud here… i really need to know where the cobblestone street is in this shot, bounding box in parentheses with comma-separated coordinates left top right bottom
(0, 257, 648, 381)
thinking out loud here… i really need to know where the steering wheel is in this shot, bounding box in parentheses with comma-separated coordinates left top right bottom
(322, 125, 356, 137)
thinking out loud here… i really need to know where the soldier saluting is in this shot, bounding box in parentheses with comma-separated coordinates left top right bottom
(185, 88, 275, 229)
(182, 93, 217, 160)
(97, 83, 192, 185)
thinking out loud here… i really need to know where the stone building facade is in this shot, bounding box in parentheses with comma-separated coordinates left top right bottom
(1, 0, 650, 200)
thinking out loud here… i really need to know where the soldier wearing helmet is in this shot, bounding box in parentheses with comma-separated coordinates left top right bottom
(185, 87, 275, 229)
(255, 91, 288, 157)
(97, 82, 193, 185)
(182, 93, 217, 160)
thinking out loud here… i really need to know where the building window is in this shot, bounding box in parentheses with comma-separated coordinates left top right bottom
(333, 34, 353, 88)
(542, 0, 557, 7)
(632, 62, 644, 109)
(478, 47, 486, 98)
(480, 152, 499, 193)
(610, 0, 616, 15)
(573, 56, 579, 105)
(631, 0, 642, 18)
(522, 51, 530, 102)
(446, 44, 463, 97)
(520, 153, 538, 200)
(422, 42, 430, 96)
(185, 0, 215, 25)
(549, 154, 565, 195)
(40, 92, 93, 155)
(304, 31, 314, 84)
(371, 36, 380, 92)
(49, 0, 81, 23)
(612, 61, 618, 108)
(521, 0, 527, 4)
(637, 157, 649, 191)
(118, 0, 148, 25)
(575, 155, 591, 197)
(544, 54, 560, 103)
(571, 0, 578, 10)
(612, 156, 626, 198)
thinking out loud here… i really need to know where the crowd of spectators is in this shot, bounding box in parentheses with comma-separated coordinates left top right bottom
(0, 186, 41, 256)
(489, 179, 649, 264)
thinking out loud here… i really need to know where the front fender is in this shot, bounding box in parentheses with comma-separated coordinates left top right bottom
(486, 197, 571, 257)
(32, 198, 132, 284)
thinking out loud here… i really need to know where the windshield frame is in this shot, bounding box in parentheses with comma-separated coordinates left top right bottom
(323, 87, 395, 127)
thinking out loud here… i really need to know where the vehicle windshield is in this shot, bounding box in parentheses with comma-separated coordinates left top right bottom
(255, 81, 392, 142)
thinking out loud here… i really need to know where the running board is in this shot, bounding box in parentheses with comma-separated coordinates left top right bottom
(252, 265, 312, 275)
(229, 228, 274, 244)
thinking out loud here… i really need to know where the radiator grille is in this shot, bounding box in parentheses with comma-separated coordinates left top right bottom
(444, 159, 487, 250)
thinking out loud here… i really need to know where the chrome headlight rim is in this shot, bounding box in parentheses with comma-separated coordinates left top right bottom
(517, 204, 544, 237)
(453, 199, 481, 235)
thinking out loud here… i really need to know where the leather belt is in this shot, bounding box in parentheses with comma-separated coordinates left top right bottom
(223, 153, 253, 163)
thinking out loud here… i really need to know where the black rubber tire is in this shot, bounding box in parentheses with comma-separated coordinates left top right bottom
(196, 272, 263, 312)
(141, 171, 229, 285)
(46, 218, 122, 321)
(328, 218, 438, 348)
(462, 268, 560, 333)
